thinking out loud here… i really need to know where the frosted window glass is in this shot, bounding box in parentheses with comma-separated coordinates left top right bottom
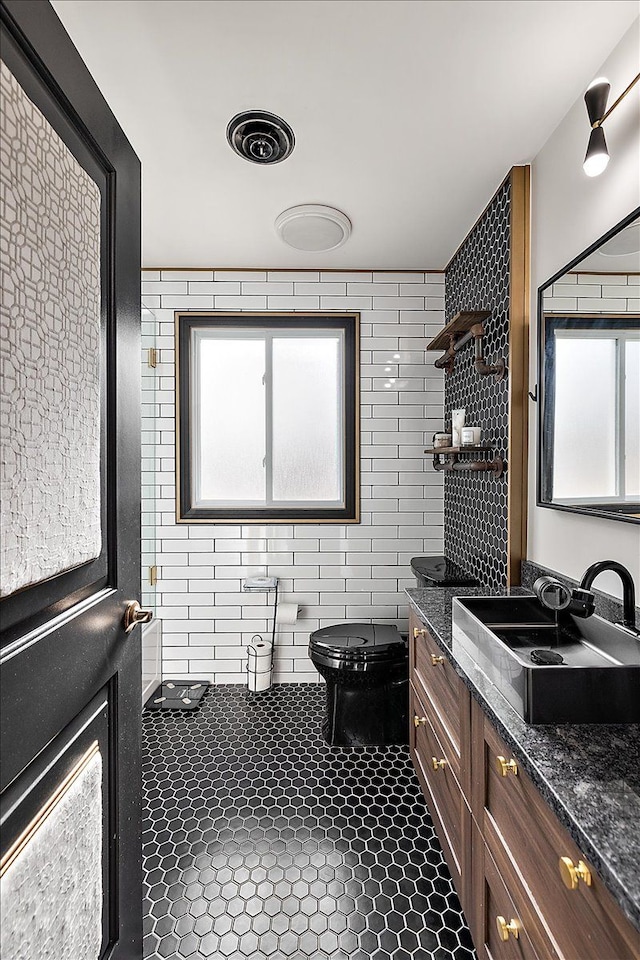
(198, 337, 266, 502)
(625, 339, 640, 498)
(272, 337, 342, 503)
(0, 749, 103, 960)
(553, 338, 616, 499)
(0, 62, 102, 597)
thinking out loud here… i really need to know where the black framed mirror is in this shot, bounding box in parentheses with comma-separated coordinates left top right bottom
(537, 208, 640, 524)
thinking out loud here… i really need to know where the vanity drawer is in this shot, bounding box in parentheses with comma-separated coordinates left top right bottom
(475, 707, 640, 960)
(410, 610, 466, 778)
(410, 681, 467, 894)
(474, 829, 542, 960)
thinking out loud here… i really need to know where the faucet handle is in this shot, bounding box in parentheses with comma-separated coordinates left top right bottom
(567, 587, 596, 619)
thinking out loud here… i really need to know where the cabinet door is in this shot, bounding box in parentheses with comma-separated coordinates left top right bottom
(471, 825, 542, 960)
(472, 700, 640, 960)
(409, 609, 471, 795)
(410, 682, 470, 900)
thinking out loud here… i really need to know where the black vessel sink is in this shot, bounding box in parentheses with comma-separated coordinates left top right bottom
(452, 596, 640, 724)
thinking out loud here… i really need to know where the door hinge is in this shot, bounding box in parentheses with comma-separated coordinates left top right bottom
(147, 347, 158, 368)
(148, 565, 158, 586)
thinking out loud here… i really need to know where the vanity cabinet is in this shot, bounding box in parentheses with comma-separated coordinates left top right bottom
(408, 609, 640, 960)
(472, 702, 640, 960)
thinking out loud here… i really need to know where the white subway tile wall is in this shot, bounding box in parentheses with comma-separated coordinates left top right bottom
(545, 271, 639, 312)
(141, 271, 445, 685)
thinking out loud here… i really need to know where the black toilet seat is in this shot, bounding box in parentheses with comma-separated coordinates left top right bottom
(309, 622, 407, 669)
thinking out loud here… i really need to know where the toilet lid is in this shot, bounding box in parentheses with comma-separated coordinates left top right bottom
(309, 623, 405, 660)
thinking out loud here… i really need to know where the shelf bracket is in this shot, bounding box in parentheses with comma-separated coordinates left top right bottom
(470, 323, 507, 381)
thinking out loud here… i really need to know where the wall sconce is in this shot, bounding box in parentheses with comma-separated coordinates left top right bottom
(583, 72, 640, 177)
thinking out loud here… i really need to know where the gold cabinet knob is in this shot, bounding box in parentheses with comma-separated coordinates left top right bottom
(432, 757, 447, 770)
(496, 916, 520, 941)
(123, 600, 153, 634)
(413, 714, 427, 728)
(496, 755, 518, 777)
(413, 627, 428, 639)
(559, 856, 592, 890)
(430, 654, 445, 665)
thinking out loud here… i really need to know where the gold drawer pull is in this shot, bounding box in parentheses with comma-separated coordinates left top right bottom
(432, 757, 447, 770)
(496, 755, 518, 777)
(431, 654, 445, 665)
(559, 856, 592, 890)
(413, 715, 427, 728)
(496, 916, 520, 941)
(413, 627, 428, 639)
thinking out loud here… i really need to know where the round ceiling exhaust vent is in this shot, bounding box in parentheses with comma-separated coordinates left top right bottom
(227, 110, 295, 165)
(599, 221, 640, 257)
(275, 205, 352, 252)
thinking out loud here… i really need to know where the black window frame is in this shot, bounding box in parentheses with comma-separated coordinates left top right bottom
(540, 314, 640, 511)
(176, 312, 360, 523)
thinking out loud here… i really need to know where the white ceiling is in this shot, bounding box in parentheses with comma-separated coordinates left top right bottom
(51, 0, 638, 269)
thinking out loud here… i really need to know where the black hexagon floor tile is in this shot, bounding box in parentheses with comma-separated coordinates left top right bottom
(142, 684, 476, 960)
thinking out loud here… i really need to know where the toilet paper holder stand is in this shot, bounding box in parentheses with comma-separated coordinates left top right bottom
(243, 577, 279, 686)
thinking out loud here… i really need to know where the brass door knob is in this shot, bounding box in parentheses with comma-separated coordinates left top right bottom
(413, 715, 427, 728)
(432, 757, 447, 770)
(559, 856, 592, 890)
(496, 916, 519, 941)
(496, 755, 518, 777)
(431, 654, 445, 665)
(413, 627, 428, 639)
(123, 601, 153, 634)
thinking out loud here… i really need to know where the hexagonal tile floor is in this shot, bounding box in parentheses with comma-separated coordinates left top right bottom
(142, 684, 476, 960)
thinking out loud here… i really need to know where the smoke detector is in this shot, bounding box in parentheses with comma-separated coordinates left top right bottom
(275, 204, 352, 252)
(226, 110, 295, 165)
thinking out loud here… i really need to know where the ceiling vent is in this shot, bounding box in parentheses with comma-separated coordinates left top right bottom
(275, 205, 352, 252)
(599, 221, 640, 257)
(226, 110, 295, 165)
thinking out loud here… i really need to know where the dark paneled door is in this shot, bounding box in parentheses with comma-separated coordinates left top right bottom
(0, 2, 142, 958)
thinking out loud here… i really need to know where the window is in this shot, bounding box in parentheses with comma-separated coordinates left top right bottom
(176, 313, 360, 522)
(544, 318, 640, 506)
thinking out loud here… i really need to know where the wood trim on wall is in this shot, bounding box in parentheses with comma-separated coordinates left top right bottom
(143, 266, 443, 274)
(507, 165, 531, 586)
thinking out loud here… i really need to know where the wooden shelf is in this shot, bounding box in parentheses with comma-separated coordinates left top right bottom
(426, 310, 491, 352)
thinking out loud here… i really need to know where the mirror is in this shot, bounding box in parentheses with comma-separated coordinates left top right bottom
(538, 209, 640, 524)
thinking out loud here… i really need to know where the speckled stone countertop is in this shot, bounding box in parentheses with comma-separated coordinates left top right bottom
(406, 586, 640, 932)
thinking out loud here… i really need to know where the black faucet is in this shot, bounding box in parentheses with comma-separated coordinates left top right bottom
(578, 560, 639, 634)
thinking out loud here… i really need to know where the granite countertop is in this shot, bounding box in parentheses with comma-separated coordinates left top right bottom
(406, 586, 640, 932)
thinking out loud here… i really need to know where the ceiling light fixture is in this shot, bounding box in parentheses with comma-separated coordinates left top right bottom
(583, 72, 640, 177)
(275, 204, 352, 252)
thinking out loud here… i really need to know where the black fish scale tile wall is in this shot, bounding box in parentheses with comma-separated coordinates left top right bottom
(444, 179, 511, 591)
(142, 684, 476, 960)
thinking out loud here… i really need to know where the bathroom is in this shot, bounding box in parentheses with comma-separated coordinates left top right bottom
(0, 1, 639, 958)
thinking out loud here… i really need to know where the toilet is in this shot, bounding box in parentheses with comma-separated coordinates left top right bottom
(308, 623, 408, 747)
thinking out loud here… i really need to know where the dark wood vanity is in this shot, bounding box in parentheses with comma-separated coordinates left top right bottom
(409, 608, 640, 960)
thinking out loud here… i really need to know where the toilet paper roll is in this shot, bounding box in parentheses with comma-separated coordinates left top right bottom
(247, 638, 272, 693)
(276, 602, 299, 625)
